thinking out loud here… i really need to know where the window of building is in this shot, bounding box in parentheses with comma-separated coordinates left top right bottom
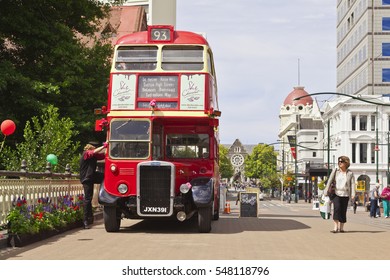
(352, 115, 356, 130)
(383, 69, 390, 82)
(360, 143, 367, 163)
(359, 115, 367, 131)
(371, 143, 376, 163)
(383, 18, 390, 31)
(383, 0, 390, 5)
(383, 43, 390, 56)
(352, 143, 356, 163)
(312, 152, 317, 157)
(389, 151, 390, 168)
(388, 115, 390, 130)
(234, 147, 241, 153)
(371, 115, 376, 131)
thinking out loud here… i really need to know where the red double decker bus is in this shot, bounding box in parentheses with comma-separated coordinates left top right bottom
(96, 25, 221, 233)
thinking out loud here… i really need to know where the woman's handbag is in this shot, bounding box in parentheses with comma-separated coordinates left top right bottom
(327, 181, 336, 200)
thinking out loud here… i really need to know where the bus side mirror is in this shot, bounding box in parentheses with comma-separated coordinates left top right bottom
(95, 118, 108, 132)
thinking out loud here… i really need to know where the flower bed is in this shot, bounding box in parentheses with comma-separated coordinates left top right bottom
(6, 194, 84, 247)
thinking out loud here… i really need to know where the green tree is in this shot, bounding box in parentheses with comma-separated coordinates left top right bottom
(244, 144, 279, 189)
(0, 0, 112, 146)
(282, 171, 296, 188)
(219, 145, 233, 179)
(1, 105, 80, 172)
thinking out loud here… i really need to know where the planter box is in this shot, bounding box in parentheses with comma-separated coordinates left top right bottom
(7, 221, 83, 247)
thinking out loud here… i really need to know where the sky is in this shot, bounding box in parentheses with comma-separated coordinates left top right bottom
(176, 0, 337, 145)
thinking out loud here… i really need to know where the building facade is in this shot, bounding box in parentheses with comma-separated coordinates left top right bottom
(100, 0, 176, 27)
(223, 139, 255, 183)
(322, 0, 390, 191)
(278, 86, 325, 195)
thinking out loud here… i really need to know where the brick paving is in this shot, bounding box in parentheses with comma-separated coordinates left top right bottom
(1, 192, 390, 260)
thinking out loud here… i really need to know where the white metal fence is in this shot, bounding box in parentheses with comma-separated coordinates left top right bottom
(0, 178, 85, 226)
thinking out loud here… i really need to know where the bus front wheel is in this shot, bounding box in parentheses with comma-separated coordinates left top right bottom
(198, 207, 212, 233)
(103, 206, 121, 232)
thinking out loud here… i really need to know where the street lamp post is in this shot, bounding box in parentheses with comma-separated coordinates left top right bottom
(281, 142, 285, 202)
(376, 106, 379, 183)
(327, 119, 330, 178)
(388, 132, 390, 178)
(294, 135, 298, 203)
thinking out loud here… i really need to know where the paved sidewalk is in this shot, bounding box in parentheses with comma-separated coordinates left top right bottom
(2, 194, 390, 260)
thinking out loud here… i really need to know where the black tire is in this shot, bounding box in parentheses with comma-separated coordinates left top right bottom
(198, 207, 212, 233)
(213, 188, 221, 221)
(213, 196, 220, 220)
(103, 206, 121, 232)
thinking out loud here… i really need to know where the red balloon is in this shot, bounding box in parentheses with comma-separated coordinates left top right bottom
(1, 120, 16, 136)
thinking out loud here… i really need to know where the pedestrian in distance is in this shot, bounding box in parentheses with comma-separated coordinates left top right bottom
(380, 184, 390, 218)
(79, 142, 107, 229)
(370, 183, 380, 218)
(323, 155, 356, 233)
(353, 193, 359, 214)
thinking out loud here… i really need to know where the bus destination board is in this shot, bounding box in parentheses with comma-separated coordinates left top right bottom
(138, 76, 178, 98)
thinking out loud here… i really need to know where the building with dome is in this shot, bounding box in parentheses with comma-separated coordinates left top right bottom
(278, 86, 325, 197)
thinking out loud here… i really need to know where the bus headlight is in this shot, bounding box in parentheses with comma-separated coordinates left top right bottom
(176, 211, 186, 222)
(180, 182, 191, 194)
(117, 183, 128, 194)
(110, 164, 118, 174)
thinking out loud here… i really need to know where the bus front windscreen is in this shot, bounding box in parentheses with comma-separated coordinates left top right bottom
(109, 119, 150, 159)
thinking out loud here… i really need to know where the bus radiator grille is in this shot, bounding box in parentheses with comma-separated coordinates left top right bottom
(139, 165, 172, 215)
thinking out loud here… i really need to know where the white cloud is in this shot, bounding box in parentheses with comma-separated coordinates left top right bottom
(177, 0, 336, 145)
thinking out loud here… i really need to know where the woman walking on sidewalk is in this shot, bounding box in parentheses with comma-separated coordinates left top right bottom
(380, 184, 390, 218)
(370, 184, 380, 218)
(324, 155, 356, 233)
(353, 193, 359, 214)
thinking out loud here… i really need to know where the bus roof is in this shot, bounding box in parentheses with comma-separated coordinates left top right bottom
(115, 30, 210, 46)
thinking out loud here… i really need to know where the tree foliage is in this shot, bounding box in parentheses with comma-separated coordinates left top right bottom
(0, 0, 112, 146)
(219, 145, 234, 179)
(282, 171, 296, 188)
(1, 105, 80, 172)
(244, 144, 279, 189)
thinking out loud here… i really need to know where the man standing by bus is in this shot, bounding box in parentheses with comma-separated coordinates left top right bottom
(80, 142, 106, 229)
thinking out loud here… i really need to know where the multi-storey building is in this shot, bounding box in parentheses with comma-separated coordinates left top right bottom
(323, 0, 390, 192)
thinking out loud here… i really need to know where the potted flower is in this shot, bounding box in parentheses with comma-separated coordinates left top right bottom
(7, 194, 84, 247)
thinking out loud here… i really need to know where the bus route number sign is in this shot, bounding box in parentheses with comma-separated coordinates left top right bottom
(148, 26, 173, 42)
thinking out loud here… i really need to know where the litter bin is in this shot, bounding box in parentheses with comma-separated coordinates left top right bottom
(319, 197, 331, 219)
(312, 200, 319, 210)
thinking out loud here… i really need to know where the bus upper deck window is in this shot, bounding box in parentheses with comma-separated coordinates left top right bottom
(162, 46, 204, 71)
(115, 46, 158, 71)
